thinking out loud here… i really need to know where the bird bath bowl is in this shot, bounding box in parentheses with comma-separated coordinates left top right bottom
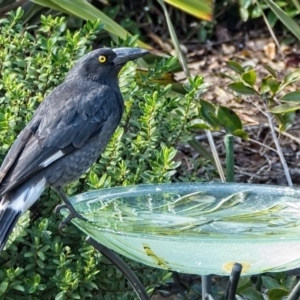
(63, 182, 300, 276)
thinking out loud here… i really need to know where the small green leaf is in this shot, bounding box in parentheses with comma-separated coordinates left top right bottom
(251, 4, 262, 18)
(268, 288, 288, 300)
(232, 129, 248, 140)
(239, 7, 249, 22)
(55, 291, 66, 300)
(199, 99, 220, 128)
(262, 276, 281, 289)
(273, 111, 295, 132)
(219, 72, 238, 81)
(264, 65, 277, 78)
(284, 69, 300, 84)
(226, 61, 245, 74)
(267, 78, 280, 94)
(237, 276, 252, 293)
(284, 275, 297, 290)
(241, 287, 264, 300)
(163, 0, 213, 21)
(0, 281, 8, 296)
(269, 103, 300, 114)
(242, 69, 256, 87)
(11, 284, 25, 292)
(280, 91, 300, 103)
(188, 119, 210, 130)
(37, 251, 46, 261)
(228, 82, 256, 95)
(34, 274, 41, 284)
(217, 106, 242, 133)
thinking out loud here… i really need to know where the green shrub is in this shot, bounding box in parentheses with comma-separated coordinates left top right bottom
(0, 8, 205, 299)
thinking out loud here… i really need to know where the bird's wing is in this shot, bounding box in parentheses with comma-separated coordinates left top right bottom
(0, 84, 118, 196)
(0, 128, 33, 183)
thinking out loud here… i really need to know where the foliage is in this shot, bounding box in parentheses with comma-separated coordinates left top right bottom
(0, 8, 210, 299)
(224, 60, 300, 132)
(237, 0, 299, 23)
(0, 0, 214, 50)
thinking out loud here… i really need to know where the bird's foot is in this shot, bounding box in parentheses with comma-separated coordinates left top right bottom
(55, 204, 86, 234)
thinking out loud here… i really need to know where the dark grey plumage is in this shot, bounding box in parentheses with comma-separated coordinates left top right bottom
(0, 47, 148, 252)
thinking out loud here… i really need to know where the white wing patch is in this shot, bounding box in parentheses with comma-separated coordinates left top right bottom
(40, 150, 64, 168)
(10, 178, 46, 212)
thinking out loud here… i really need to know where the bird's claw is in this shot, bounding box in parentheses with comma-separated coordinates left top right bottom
(55, 205, 86, 234)
(55, 204, 67, 215)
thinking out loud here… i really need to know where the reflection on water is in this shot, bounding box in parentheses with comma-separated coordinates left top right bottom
(64, 183, 300, 275)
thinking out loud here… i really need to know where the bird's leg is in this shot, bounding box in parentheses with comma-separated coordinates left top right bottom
(53, 186, 86, 232)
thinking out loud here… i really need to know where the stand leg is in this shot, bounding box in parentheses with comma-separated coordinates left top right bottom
(225, 263, 242, 300)
(86, 236, 149, 300)
(287, 281, 300, 300)
(202, 275, 211, 300)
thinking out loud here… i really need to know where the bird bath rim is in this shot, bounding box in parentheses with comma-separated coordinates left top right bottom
(66, 182, 300, 242)
(62, 182, 300, 275)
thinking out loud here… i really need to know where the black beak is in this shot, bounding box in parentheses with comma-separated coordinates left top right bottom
(112, 47, 149, 66)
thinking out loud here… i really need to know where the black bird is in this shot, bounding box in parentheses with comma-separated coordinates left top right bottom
(0, 47, 149, 252)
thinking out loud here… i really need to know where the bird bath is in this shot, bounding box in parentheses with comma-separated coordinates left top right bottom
(62, 182, 300, 277)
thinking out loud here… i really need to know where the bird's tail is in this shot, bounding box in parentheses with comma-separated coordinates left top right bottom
(0, 198, 21, 252)
(0, 178, 46, 252)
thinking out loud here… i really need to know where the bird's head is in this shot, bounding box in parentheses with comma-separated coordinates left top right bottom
(66, 47, 149, 83)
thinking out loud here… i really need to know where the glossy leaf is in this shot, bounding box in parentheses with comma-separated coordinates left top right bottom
(267, 78, 280, 94)
(264, 64, 277, 78)
(264, 0, 300, 41)
(242, 69, 256, 87)
(284, 275, 297, 289)
(239, 7, 249, 22)
(269, 103, 300, 114)
(268, 288, 289, 300)
(199, 99, 219, 128)
(188, 119, 210, 130)
(261, 75, 272, 94)
(232, 129, 248, 140)
(237, 276, 252, 293)
(262, 276, 281, 289)
(241, 287, 264, 300)
(273, 111, 295, 132)
(163, 0, 213, 21)
(226, 61, 245, 74)
(217, 106, 243, 134)
(0, 281, 8, 296)
(284, 69, 300, 84)
(228, 82, 256, 95)
(280, 91, 300, 103)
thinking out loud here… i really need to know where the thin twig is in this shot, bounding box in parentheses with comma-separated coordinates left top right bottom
(206, 129, 226, 182)
(247, 138, 277, 153)
(266, 111, 293, 186)
(274, 128, 300, 145)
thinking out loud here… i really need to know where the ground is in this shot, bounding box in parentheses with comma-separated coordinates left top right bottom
(172, 30, 300, 187)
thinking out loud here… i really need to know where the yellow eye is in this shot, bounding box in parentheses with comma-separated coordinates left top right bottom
(98, 55, 107, 63)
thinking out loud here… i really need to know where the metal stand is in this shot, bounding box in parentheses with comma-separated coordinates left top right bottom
(86, 236, 244, 300)
(225, 263, 242, 300)
(287, 281, 300, 300)
(202, 275, 211, 300)
(86, 236, 150, 300)
(202, 264, 242, 300)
